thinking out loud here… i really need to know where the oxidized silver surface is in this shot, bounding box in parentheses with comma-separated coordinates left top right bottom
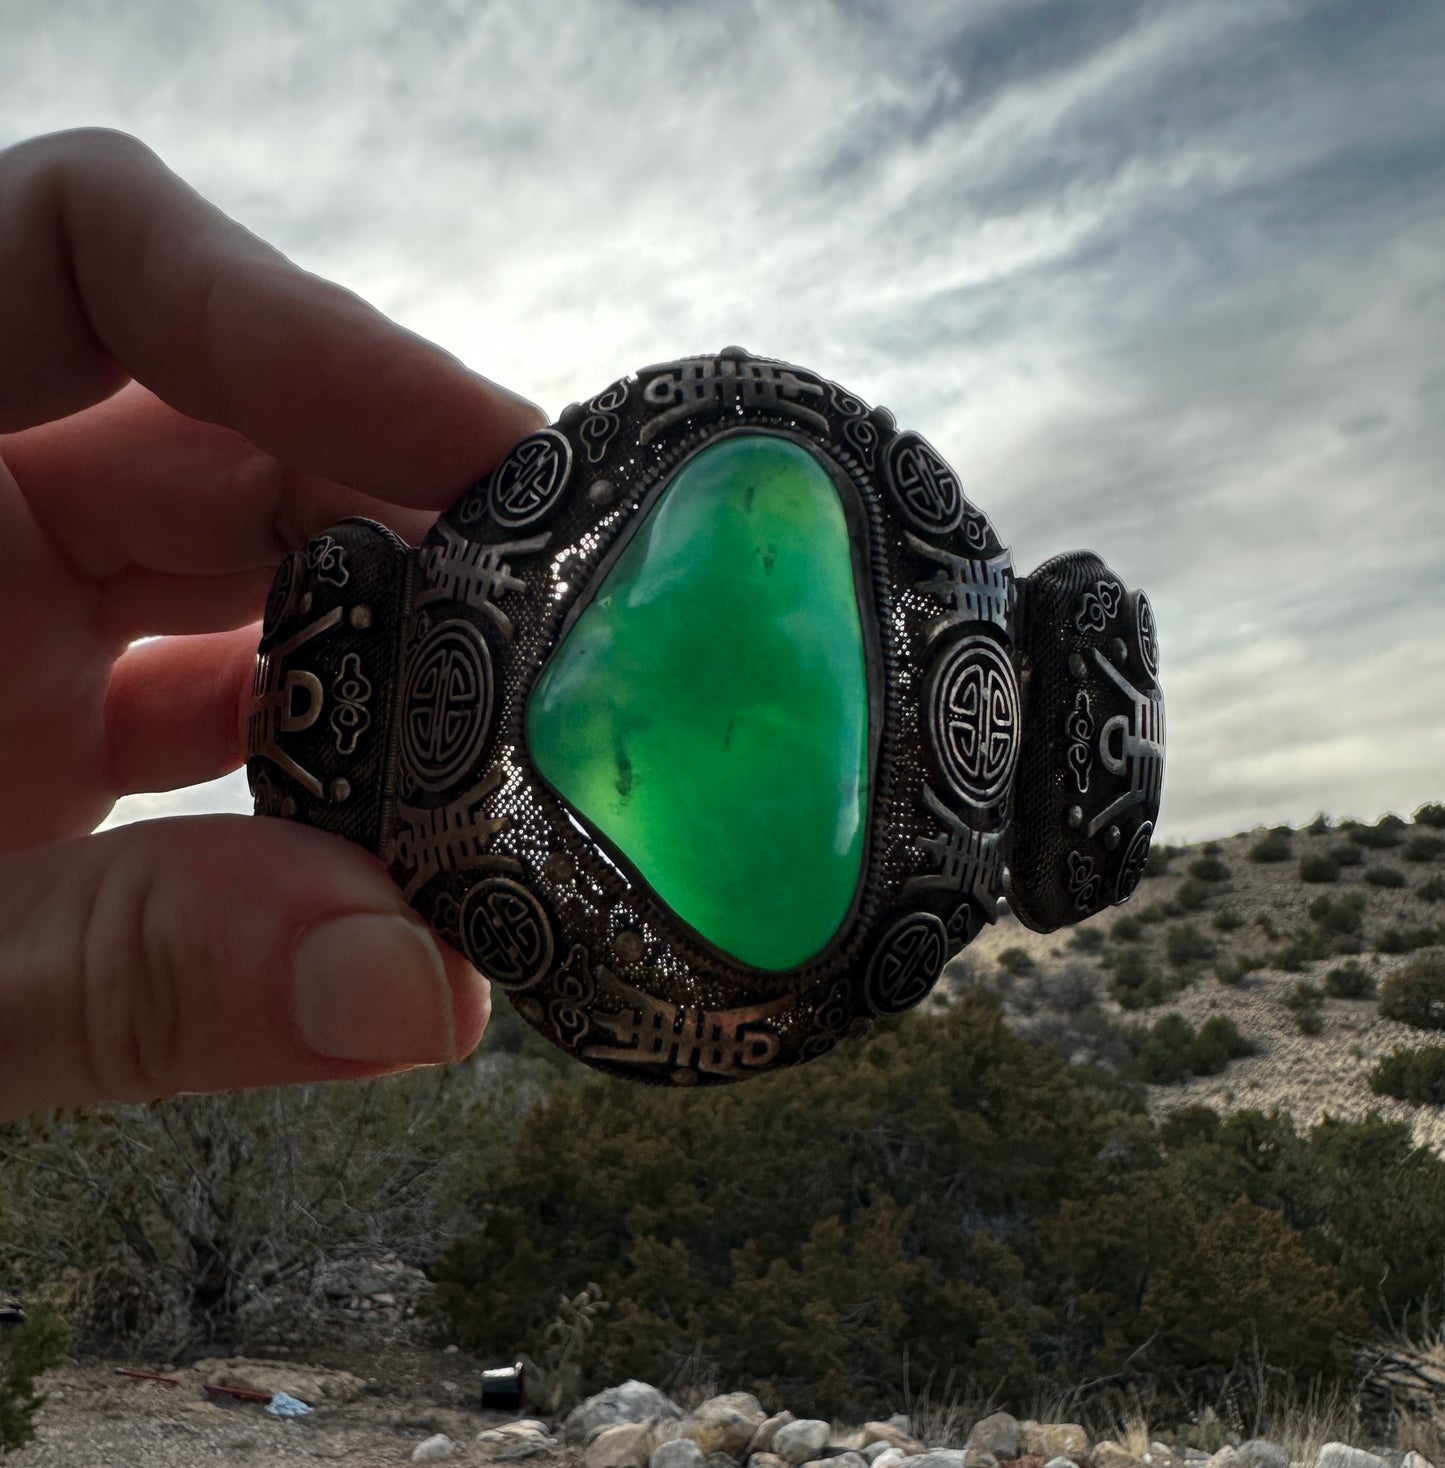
(246, 347, 1166, 1086)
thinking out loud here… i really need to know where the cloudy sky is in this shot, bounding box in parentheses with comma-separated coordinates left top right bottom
(3, 0, 1442, 843)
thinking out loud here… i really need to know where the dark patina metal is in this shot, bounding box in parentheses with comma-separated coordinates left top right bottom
(247, 347, 1165, 1086)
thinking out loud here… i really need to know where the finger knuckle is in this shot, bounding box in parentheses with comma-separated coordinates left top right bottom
(82, 856, 185, 1102)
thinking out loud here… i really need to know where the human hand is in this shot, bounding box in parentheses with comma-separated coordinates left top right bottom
(0, 129, 545, 1120)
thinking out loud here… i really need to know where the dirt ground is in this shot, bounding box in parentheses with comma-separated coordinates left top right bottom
(14, 1343, 582, 1466)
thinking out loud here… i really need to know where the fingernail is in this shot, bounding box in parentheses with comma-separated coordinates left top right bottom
(292, 913, 456, 1063)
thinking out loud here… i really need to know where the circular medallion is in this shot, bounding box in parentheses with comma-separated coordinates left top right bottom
(490, 429, 574, 529)
(926, 635, 1021, 807)
(1133, 590, 1160, 683)
(460, 878, 555, 990)
(1115, 820, 1154, 904)
(400, 619, 494, 793)
(864, 913, 949, 1016)
(883, 431, 964, 536)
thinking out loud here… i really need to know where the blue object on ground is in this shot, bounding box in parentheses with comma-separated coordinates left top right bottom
(266, 1391, 312, 1417)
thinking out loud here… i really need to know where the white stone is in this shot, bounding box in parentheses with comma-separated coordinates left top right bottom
(652, 1441, 707, 1468)
(413, 1435, 457, 1462)
(566, 1381, 685, 1445)
(1045, 1458, 1079, 1468)
(1403, 1454, 1437, 1468)
(1316, 1447, 1387, 1468)
(968, 1415, 1021, 1461)
(873, 1451, 909, 1468)
(775, 1421, 832, 1466)
(909, 1453, 970, 1468)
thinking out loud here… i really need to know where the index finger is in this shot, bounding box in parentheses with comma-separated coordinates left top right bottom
(0, 128, 543, 497)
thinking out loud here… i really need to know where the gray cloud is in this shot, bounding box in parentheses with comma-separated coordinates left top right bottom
(4, 0, 1440, 843)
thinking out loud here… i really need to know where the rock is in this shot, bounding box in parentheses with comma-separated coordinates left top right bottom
(751, 1457, 790, 1468)
(964, 1453, 999, 1468)
(413, 1436, 457, 1463)
(681, 1399, 766, 1457)
(497, 1445, 553, 1461)
(909, 1453, 969, 1468)
(1022, 1429, 1090, 1463)
(652, 1441, 707, 1468)
(587, 1426, 656, 1468)
(749, 1413, 799, 1457)
(707, 1456, 742, 1468)
(868, 1448, 907, 1466)
(970, 1416, 1021, 1461)
(1044, 1458, 1079, 1468)
(566, 1381, 685, 1445)
(1144, 1446, 1181, 1468)
(863, 1425, 928, 1456)
(776, 1422, 834, 1466)
(1317, 1450, 1388, 1468)
(1237, 1444, 1288, 1468)
(1006, 1456, 1046, 1468)
(803, 1456, 866, 1468)
(888, 1419, 913, 1435)
(190, 1356, 365, 1405)
(1092, 1444, 1145, 1468)
(1210, 1451, 1239, 1468)
(1403, 1455, 1437, 1468)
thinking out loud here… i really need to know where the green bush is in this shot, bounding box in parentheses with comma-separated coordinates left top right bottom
(1419, 876, 1445, 904)
(1335, 842, 1365, 867)
(1068, 926, 1107, 954)
(1108, 948, 1175, 1010)
(1365, 864, 1407, 889)
(0, 1303, 71, 1454)
(1324, 961, 1376, 1000)
(1211, 908, 1245, 933)
(1145, 844, 1182, 877)
(1189, 857, 1232, 883)
(998, 946, 1036, 975)
(1128, 1014, 1254, 1086)
(1255, 913, 1280, 940)
(1166, 922, 1217, 969)
(1376, 926, 1437, 956)
(1249, 829, 1293, 863)
(1175, 878, 1213, 912)
(1305, 812, 1332, 836)
(1137, 902, 1171, 925)
(1415, 802, 1445, 829)
(1404, 834, 1445, 863)
(1286, 981, 1324, 1012)
(1347, 820, 1406, 849)
(1369, 1045, 1445, 1106)
(1112, 915, 1144, 942)
(1308, 892, 1366, 936)
(1295, 1008, 1325, 1036)
(1271, 927, 1331, 972)
(1380, 951, 1445, 1030)
(1299, 852, 1339, 884)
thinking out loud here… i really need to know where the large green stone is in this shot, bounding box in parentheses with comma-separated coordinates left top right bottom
(526, 433, 870, 970)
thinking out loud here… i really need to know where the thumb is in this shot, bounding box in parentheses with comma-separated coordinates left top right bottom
(0, 814, 491, 1119)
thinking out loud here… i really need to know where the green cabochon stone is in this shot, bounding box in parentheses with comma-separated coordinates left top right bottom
(526, 433, 870, 971)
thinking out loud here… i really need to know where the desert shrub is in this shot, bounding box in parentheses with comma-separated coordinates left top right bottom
(1211, 907, 1245, 933)
(1309, 892, 1366, 936)
(1128, 1014, 1254, 1086)
(1369, 1046, 1445, 1106)
(1189, 857, 1232, 883)
(1271, 927, 1331, 972)
(1348, 820, 1406, 850)
(1365, 864, 1407, 889)
(1112, 915, 1144, 942)
(1296, 1008, 1325, 1036)
(1331, 933, 1365, 955)
(1167, 922, 1217, 969)
(1404, 834, 1445, 863)
(1286, 981, 1324, 1012)
(1415, 802, 1445, 829)
(1175, 878, 1213, 912)
(1325, 961, 1376, 1000)
(1108, 949, 1175, 1010)
(1202, 841, 1223, 856)
(0, 1303, 71, 1454)
(1306, 812, 1332, 836)
(1249, 828, 1293, 863)
(1376, 926, 1437, 956)
(1380, 952, 1445, 1030)
(1419, 876, 1445, 904)
(997, 946, 1036, 975)
(1137, 902, 1170, 925)
(1255, 913, 1280, 940)
(1299, 852, 1340, 884)
(1068, 926, 1107, 954)
(1335, 842, 1365, 867)
(1145, 844, 1182, 877)
(1158, 1105, 1221, 1149)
